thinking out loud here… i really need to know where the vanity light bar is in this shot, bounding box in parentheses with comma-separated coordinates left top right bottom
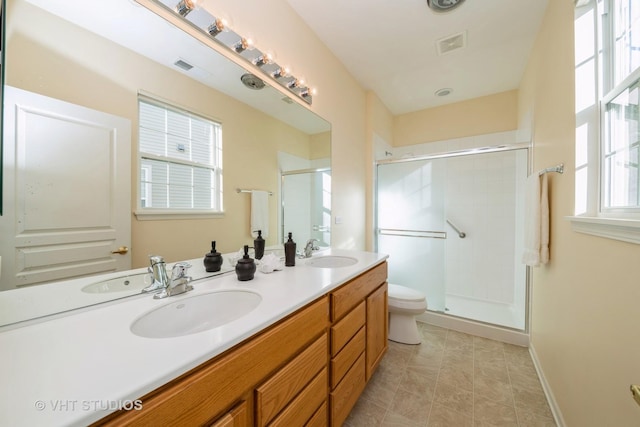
(144, 0, 314, 105)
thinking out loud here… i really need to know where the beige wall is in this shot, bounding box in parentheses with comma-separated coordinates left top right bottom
(6, 0, 318, 268)
(365, 91, 394, 250)
(519, 0, 640, 425)
(394, 90, 518, 146)
(210, 0, 368, 250)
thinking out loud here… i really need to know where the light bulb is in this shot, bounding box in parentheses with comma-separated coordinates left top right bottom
(175, 0, 199, 17)
(207, 18, 228, 37)
(254, 53, 273, 67)
(234, 38, 254, 53)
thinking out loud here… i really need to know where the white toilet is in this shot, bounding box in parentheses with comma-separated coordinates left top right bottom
(387, 284, 428, 345)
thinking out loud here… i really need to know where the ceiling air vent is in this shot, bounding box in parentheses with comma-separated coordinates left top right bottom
(436, 31, 467, 55)
(174, 59, 194, 71)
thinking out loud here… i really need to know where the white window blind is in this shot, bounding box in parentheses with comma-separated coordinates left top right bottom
(138, 96, 222, 213)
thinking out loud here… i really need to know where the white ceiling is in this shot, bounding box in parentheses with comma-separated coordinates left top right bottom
(286, 0, 549, 115)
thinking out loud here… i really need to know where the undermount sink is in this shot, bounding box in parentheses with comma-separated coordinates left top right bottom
(306, 255, 358, 268)
(130, 290, 262, 339)
(82, 273, 153, 294)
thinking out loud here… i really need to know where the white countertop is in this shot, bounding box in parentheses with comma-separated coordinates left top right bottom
(0, 249, 387, 427)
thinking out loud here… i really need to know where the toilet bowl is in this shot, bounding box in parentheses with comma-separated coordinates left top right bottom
(388, 284, 428, 345)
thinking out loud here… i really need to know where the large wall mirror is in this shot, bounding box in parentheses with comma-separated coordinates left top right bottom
(0, 0, 331, 327)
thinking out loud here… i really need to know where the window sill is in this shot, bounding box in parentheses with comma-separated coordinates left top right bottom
(567, 216, 640, 245)
(134, 210, 224, 221)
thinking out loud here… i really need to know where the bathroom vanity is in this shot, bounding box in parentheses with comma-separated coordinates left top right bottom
(0, 249, 388, 427)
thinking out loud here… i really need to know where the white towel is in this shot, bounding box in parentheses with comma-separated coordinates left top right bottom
(522, 173, 549, 266)
(251, 191, 269, 239)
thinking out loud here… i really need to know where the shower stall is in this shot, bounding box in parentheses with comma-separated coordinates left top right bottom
(375, 146, 529, 338)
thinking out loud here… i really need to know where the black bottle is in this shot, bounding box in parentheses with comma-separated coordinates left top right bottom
(203, 241, 223, 272)
(235, 245, 256, 281)
(254, 230, 265, 260)
(284, 232, 296, 267)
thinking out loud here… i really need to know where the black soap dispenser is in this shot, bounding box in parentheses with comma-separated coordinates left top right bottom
(254, 230, 265, 260)
(284, 232, 296, 267)
(235, 245, 256, 281)
(203, 240, 223, 272)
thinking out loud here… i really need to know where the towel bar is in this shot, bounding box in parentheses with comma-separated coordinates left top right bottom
(236, 188, 273, 195)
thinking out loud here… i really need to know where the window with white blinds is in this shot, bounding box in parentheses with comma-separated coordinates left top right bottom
(138, 96, 222, 214)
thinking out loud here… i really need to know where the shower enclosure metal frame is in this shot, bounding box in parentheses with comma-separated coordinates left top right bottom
(374, 143, 531, 343)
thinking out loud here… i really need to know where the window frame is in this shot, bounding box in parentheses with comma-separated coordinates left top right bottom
(134, 94, 224, 220)
(569, 0, 640, 244)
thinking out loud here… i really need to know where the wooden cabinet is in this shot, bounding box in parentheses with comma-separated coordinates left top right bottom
(255, 333, 327, 426)
(328, 262, 388, 426)
(366, 282, 388, 380)
(94, 297, 328, 427)
(94, 261, 388, 427)
(209, 401, 247, 427)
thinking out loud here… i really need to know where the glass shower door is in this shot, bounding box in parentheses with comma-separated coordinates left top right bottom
(281, 169, 331, 247)
(376, 159, 448, 312)
(376, 148, 528, 330)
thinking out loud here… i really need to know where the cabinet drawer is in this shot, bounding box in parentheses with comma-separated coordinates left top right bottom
(208, 401, 247, 427)
(330, 353, 366, 427)
(268, 368, 327, 427)
(330, 262, 387, 321)
(256, 333, 327, 426)
(330, 301, 365, 357)
(330, 326, 365, 389)
(306, 401, 327, 427)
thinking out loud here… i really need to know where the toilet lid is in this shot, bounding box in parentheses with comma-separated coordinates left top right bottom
(388, 284, 426, 302)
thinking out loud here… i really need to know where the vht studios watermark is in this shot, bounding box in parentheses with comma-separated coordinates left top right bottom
(34, 399, 143, 412)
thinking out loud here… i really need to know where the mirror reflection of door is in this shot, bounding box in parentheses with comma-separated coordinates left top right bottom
(0, 87, 131, 290)
(281, 168, 331, 247)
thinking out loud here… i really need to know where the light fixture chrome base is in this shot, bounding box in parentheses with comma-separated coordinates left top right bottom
(427, 0, 466, 13)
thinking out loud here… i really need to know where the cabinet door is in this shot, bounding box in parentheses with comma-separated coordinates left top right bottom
(366, 283, 388, 380)
(208, 401, 247, 427)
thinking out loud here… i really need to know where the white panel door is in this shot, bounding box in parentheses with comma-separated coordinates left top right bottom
(0, 86, 131, 290)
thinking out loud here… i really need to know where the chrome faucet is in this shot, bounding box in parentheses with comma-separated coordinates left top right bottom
(142, 256, 193, 299)
(303, 239, 319, 258)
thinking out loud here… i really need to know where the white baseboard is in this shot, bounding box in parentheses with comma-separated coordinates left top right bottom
(417, 311, 529, 346)
(529, 343, 566, 427)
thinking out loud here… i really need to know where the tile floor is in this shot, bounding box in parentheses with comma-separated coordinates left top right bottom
(345, 322, 556, 427)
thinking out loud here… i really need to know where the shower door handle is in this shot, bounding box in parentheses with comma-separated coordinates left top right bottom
(378, 228, 447, 239)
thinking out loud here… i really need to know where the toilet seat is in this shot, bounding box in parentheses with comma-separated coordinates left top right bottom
(388, 284, 427, 312)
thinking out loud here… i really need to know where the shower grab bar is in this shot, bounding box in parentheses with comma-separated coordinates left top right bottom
(446, 220, 466, 238)
(378, 228, 447, 239)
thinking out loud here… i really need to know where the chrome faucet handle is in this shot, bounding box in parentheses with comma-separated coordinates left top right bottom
(170, 262, 192, 280)
(152, 262, 193, 299)
(304, 239, 320, 258)
(142, 255, 170, 293)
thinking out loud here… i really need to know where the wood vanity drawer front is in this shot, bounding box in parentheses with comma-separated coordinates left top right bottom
(94, 297, 328, 427)
(330, 326, 365, 389)
(330, 301, 365, 357)
(208, 401, 247, 427)
(306, 401, 328, 427)
(268, 368, 327, 427)
(256, 333, 327, 426)
(330, 352, 366, 427)
(330, 262, 387, 321)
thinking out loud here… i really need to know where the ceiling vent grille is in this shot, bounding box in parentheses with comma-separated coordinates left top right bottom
(436, 31, 467, 55)
(174, 59, 194, 71)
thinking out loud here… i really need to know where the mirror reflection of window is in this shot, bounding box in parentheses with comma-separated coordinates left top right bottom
(138, 96, 223, 212)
